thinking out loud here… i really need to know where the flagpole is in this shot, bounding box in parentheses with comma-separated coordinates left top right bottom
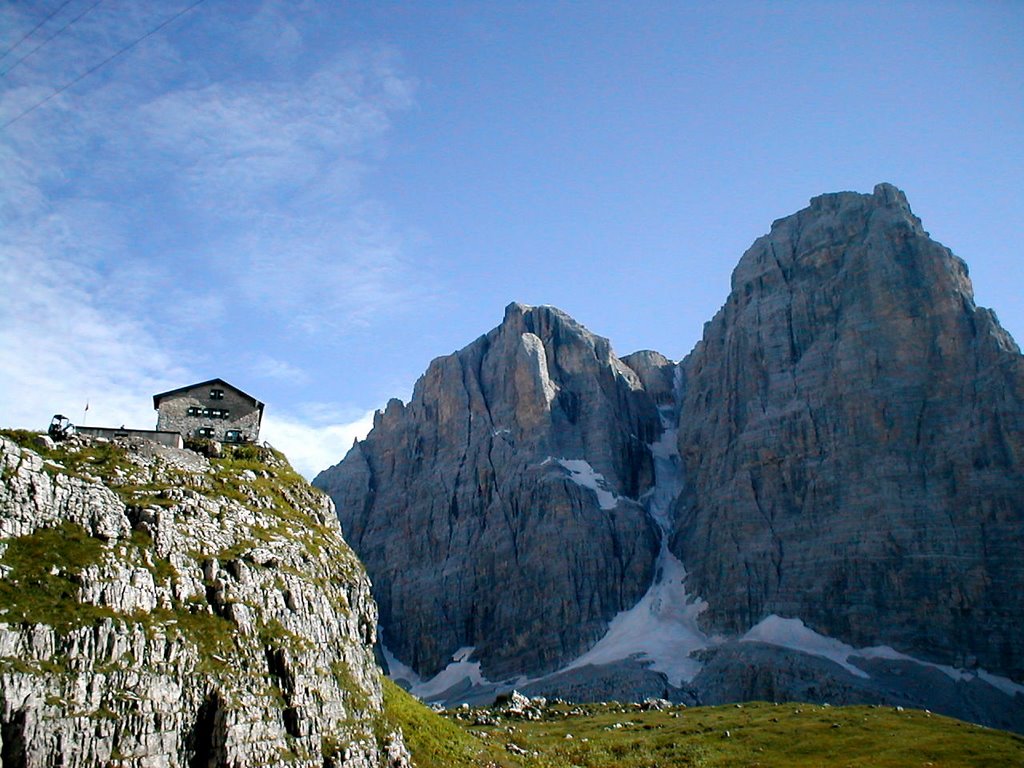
(83, 400, 89, 427)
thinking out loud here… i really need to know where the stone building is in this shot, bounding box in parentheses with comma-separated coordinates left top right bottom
(153, 379, 264, 443)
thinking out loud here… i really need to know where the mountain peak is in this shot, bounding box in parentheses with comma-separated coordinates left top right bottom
(318, 302, 665, 679)
(677, 182, 1024, 689)
(318, 185, 1024, 730)
(800, 181, 914, 218)
(872, 181, 910, 209)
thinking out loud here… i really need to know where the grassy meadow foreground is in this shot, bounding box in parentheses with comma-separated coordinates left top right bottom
(384, 680, 1024, 768)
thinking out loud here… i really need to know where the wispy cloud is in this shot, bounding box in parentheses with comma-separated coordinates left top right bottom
(250, 354, 310, 386)
(232, 199, 434, 334)
(0, 243, 191, 430)
(261, 408, 375, 480)
(0, 2, 431, 453)
(134, 47, 414, 218)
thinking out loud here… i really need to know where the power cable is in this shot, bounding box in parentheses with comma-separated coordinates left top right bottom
(0, 0, 77, 61)
(2, 0, 205, 129)
(1, 0, 105, 77)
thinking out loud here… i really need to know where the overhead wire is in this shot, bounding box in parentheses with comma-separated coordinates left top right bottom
(1, 0, 105, 77)
(2, 0, 206, 129)
(0, 0, 77, 62)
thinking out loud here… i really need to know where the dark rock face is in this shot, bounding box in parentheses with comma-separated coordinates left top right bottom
(692, 643, 1024, 733)
(315, 303, 662, 679)
(671, 184, 1024, 680)
(519, 660, 695, 706)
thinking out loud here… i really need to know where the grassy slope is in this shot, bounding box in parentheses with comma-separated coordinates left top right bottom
(0, 434, 327, 664)
(380, 679, 508, 767)
(386, 692, 1024, 768)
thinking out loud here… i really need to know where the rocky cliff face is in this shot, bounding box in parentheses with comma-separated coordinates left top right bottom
(315, 303, 662, 680)
(671, 183, 1024, 680)
(315, 184, 1023, 725)
(0, 433, 409, 767)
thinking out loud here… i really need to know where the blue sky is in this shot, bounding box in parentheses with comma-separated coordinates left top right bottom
(2, 1, 1022, 477)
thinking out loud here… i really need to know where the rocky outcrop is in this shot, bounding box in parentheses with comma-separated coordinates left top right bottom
(671, 183, 1024, 680)
(0, 433, 407, 767)
(519, 660, 694, 706)
(315, 303, 662, 679)
(620, 351, 676, 406)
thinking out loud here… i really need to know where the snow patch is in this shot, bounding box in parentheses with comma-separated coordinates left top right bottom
(555, 403, 712, 686)
(557, 459, 619, 510)
(644, 405, 681, 530)
(976, 669, 1024, 699)
(742, 615, 1024, 697)
(381, 640, 421, 687)
(741, 615, 869, 678)
(408, 646, 489, 701)
(564, 542, 711, 686)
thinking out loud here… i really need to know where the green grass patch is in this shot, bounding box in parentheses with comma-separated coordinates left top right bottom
(260, 618, 311, 653)
(0, 522, 115, 628)
(118, 487, 178, 508)
(331, 659, 371, 713)
(1, 430, 135, 486)
(443, 700, 1024, 768)
(0, 429, 43, 450)
(148, 605, 237, 669)
(128, 528, 177, 583)
(48, 441, 133, 481)
(0, 655, 65, 675)
(381, 678, 501, 768)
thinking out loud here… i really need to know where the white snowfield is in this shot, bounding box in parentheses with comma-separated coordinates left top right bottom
(742, 615, 871, 678)
(381, 642, 420, 687)
(384, 644, 488, 701)
(562, 541, 711, 687)
(563, 406, 711, 686)
(742, 615, 1024, 698)
(556, 458, 619, 510)
(387, 401, 1024, 705)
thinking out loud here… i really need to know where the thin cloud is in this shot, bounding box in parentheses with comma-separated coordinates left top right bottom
(250, 354, 310, 386)
(261, 409, 375, 480)
(0, 245, 191, 431)
(0, 3, 434, 451)
(132, 47, 414, 217)
(234, 200, 437, 334)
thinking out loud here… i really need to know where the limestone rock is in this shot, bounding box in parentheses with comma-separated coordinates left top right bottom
(671, 183, 1024, 680)
(315, 303, 662, 679)
(620, 350, 677, 406)
(0, 434, 406, 767)
(313, 183, 1022, 726)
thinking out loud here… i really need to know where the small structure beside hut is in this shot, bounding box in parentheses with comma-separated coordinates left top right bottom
(153, 378, 264, 444)
(77, 425, 184, 449)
